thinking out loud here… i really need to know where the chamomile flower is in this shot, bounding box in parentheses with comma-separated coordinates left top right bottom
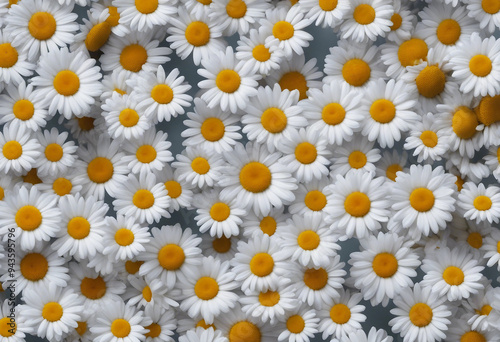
(101, 215, 150, 261)
(113, 0, 176, 31)
(52, 194, 108, 260)
(100, 69, 133, 101)
(449, 32, 500, 97)
(209, 0, 272, 36)
(0, 185, 60, 251)
(219, 142, 298, 216)
(31, 47, 102, 119)
(323, 39, 385, 90)
(340, 0, 393, 42)
(299, 0, 349, 28)
(125, 276, 178, 310)
(0, 30, 34, 85)
(172, 146, 225, 189)
(450, 219, 491, 255)
(445, 316, 499, 342)
(121, 128, 173, 176)
(391, 164, 457, 239)
(184, 0, 213, 17)
(178, 256, 239, 324)
(34, 128, 77, 178)
(0, 299, 32, 342)
(142, 305, 177, 342)
(198, 46, 259, 113)
(166, 7, 226, 66)
(475, 94, 500, 148)
(70, 6, 112, 54)
(181, 98, 242, 154)
(464, 0, 500, 33)
(380, 36, 429, 79)
(462, 284, 499, 332)
(446, 151, 491, 184)
(389, 282, 452, 342)
(421, 246, 485, 301)
(329, 136, 381, 177)
(63, 111, 105, 145)
(349, 232, 421, 306)
(138, 224, 202, 289)
(4, 0, 78, 61)
(457, 182, 500, 224)
(300, 80, 364, 146)
(240, 206, 289, 240)
(260, 6, 313, 60)
(276, 304, 319, 342)
(0, 122, 41, 175)
(242, 84, 307, 152)
(385, 0, 415, 44)
(404, 113, 450, 163)
(153, 165, 194, 213)
(317, 288, 367, 340)
(193, 189, 246, 238)
(376, 149, 408, 182)
(19, 285, 83, 342)
(200, 234, 239, 263)
(132, 66, 192, 123)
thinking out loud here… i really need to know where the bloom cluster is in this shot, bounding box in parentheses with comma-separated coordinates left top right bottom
(1, 0, 500, 341)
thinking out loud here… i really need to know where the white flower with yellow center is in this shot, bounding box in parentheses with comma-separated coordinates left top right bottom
(280, 213, 340, 267)
(445, 316, 498, 342)
(132, 66, 192, 123)
(201, 234, 239, 263)
(380, 36, 429, 79)
(176, 315, 218, 336)
(153, 165, 194, 213)
(391, 164, 457, 239)
(0, 299, 32, 342)
(329, 135, 381, 175)
(166, 7, 226, 66)
(385, 0, 415, 44)
(34, 128, 77, 178)
(0, 122, 41, 176)
(0, 185, 60, 251)
(89, 299, 148, 342)
(90, 2, 130, 37)
(464, 0, 500, 33)
(139, 224, 202, 289)
(299, 0, 350, 28)
(339, 0, 393, 42)
(63, 111, 105, 145)
(52, 194, 108, 260)
(421, 246, 485, 302)
(113, 0, 176, 31)
(449, 32, 500, 97)
(100, 30, 171, 76)
(210, 0, 272, 36)
(375, 149, 408, 183)
(240, 206, 289, 240)
(18, 285, 83, 342)
(483, 228, 500, 270)
(349, 232, 421, 307)
(198, 46, 259, 113)
(242, 84, 307, 152)
(389, 283, 452, 342)
(457, 182, 500, 224)
(101, 69, 133, 102)
(101, 215, 150, 261)
(404, 113, 450, 163)
(219, 142, 298, 216)
(446, 151, 491, 184)
(276, 304, 319, 342)
(193, 189, 246, 238)
(112, 172, 170, 225)
(475, 94, 500, 148)
(184, 0, 213, 16)
(317, 288, 367, 340)
(142, 305, 177, 342)
(31, 47, 102, 119)
(70, 6, 113, 54)
(122, 128, 173, 176)
(324, 39, 385, 90)
(235, 28, 284, 77)
(179, 327, 227, 342)
(182, 98, 242, 154)
(125, 276, 178, 310)
(231, 233, 289, 293)
(0, 30, 34, 85)
(4, 0, 78, 61)
(178, 256, 239, 324)
(450, 220, 491, 255)
(463, 284, 499, 332)
(288, 177, 332, 218)
(172, 146, 225, 189)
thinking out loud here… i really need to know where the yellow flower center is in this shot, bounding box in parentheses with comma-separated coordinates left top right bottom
(45, 143, 63, 162)
(476, 95, 500, 126)
(111, 319, 131, 338)
(229, 322, 261, 342)
(303, 267, 328, 290)
(353, 4, 375, 24)
(85, 22, 112, 52)
(279, 71, 308, 100)
(372, 252, 398, 278)
(28, 12, 56, 40)
(164, 180, 182, 198)
(216, 69, 241, 93)
(239, 162, 272, 193)
(15, 205, 42, 231)
(420, 130, 438, 147)
(196, 319, 215, 329)
(226, 0, 247, 18)
(67, 217, 91, 240)
(120, 44, 148, 72)
(0, 43, 18, 68)
(42, 302, 63, 322)
(477, 305, 493, 316)
(330, 303, 351, 324)
(191, 157, 210, 174)
(286, 315, 305, 334)
(468, 232, 483, 249)
(195, 276, 219, 300)
(106, 6, 120, 26)
(443, 266, 464, 285)
(415, 65, 446, 98)
(3, 141, 22, 160)
(80, 276, 107, 299)
(436, 19, 461, 45)
(482, 0, 500, 13)
(23, 168, 42, 185)
(452, 106, 478, 139)
(252, 44, 271, 62)
(142, 285, 152, 302)
(75, 321, 87, 336)
(135, 0, 158, 14)
(260, 216, 277, 236)
(136, 145, 157, 163)
(87, 157, 113, 183)
(295, 142, 317, 164)
(144, 323, 161, 338)
(261, 107, 287, 133)
(469, 55, 492, 77)
(409, 187, 435, 212)
(273, 21, 294, 41)
(386, 164, 402, 181)
(344, 191, 371, 217)
(342, 59, 371, 87)
(297, 230, 320, 250)
(250, 252, 274, 277)
(13, 99, 34, 121)
(125, 260, 143, 275)
(348, 150, 367, 169)
(7, 0, 18, 8)
(201, 117, 225, 142)
(114, 228, 135, 246)
(0, 317, 15, 337)
(210, 202, 231, 222)
(319, 0, 337, 11)
(0, 187, 3, 201)
(119, 108, 139, 127)
(370, 99, 396, 123)
(53, 70, 80, 96)
(151, 84, 174, 104)
(322, 103, 345, 125)
(20, 253, 48, 281)
(133, 189, 155, 209)
(185, 21, 210, 47)
(158, 244, 185, 270)
(304, 190, 327, 211)
(461, 331, 486, 342)
(390, 13, 402, 31)
(212, 236, 231, 253)
(259, 290, 280, 306)
(409, 303, 433, 327)
(197, 0, 212, 4)
(398, 38, 428, 67)
(474, 195, 492, 211)
(78, 117, 95, 131)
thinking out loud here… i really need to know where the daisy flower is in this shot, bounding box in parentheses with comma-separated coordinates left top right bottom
(121, 127, 173, 176)
(0, 185, 60, 251)
(288, 177, 333, 218)
(179, 327, 227, 342)
(340, 0, 393, 42)
(112, 0, 176, 31)
(0, 30, 34, 85)
(4, 0, 78, 61)
(380, 36, 429, 79)
(260, 5, 313, 59)
(193, 189, 246, 238)
(349, 232, 421, 306)
(0, 81, 48, 132)
(457, 182, 500, 224)
(445, 151, 491, 184)
(100, 30, 170, 75)
(299, 0, 350, 28)
(231, 233, 288, 293)
(101, 215, 150, 261)
(360, 78, 419, 148)
(90, 1, 130, 37)
(475, 94, 500, 148)
(385, 0, 415, 44)
(280, 213, 339, 267)
(235, 28, 284, 77)
(375, 149, 408, 182)
(420, 246, 485, 302)
(0, 299, 32, 342)
(112, 172, 170, 225)
(449, 32, 500, 97)
(63, 111, 105, 145)
(51, 194, 108, 260)
(329, 136, 381, 177)
(125, 276, 178, 310)
(100, 69, 133, 101)
(72, 135, 128, 200)
(241, 84, 307, 152)
(19, 285, 83, 342)
(89, 299, 148, 342)
(445, 316, 498, 342)
(131, 66, 192, 123)
(0, 122, 41, 175)
(198, 46, 259, 113)
(450, 220, 491, 255)
(391, 164, 457, 239)
(300, 80, 363, 146)
(70, 6, 112, 54)
(276, 304, 319, 342)
(153, 165, 194, 213)
(209, 0, 272, 36)
(317, 288, 367, 340)
(240, 206, 289, 239)
(464, 0, 500, 33)
(142, 305, 177, 342)
(462, 284, 499, 332)
(138, 225, 202, 289)
(201, 234, 239, 263)
(404, 113, 450, 163)
(483, 227, 500, 270)
(389, 283, 452, 342)
(181, 98, 242, 154)
(178, 256, 239, 324)
(166, 7, 226, 66)
(31, 47, 102, 119)
(323, 39, 385, 90)
(172, 146, 225, 189)
(34, 128, 77, 178)
(219, 142, 298, 216)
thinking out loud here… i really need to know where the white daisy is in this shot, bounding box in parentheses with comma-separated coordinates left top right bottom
(380, 36, 429, 79)
(101, 215, 150, 262)
(288, 177, 333, 218)
(184, 0, 213, 17)
(34, 128, 77, 178)
(63, 111, 105, 145)
(90, 1, 130, 37)
(209, 0, 272, 36)
(142, 305, 177, 342)
(299, 0, 350, 28)
(475, 94, 500, 148)
(404, 113, 450, 163)
(112, 0, 176, 31)
(240, 206, 289, 240)
(385, 0, 415, 44)
(463, 284, 499, 332)
(464, 0, 500, 33)
(276, 304, 319, 342)
(445, 316, 499, 342)
(375, 149, 408, 182)
(329, 136, 381, 178)
(445, 151, 491, 184)
(125, 276, 178, 310)
(339, 0, 393, 42)
(0, 122, 41, 176)
(483, 228, 500, 270)
(200, 234, 239, 263)
(0, 30, 34, 85)
(172, 146, 225, 189)
(100, 69, 133, 101)
(153, 165, 194, 213)
(457, 182, 500, 224)
(0, 299, 32, 342)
